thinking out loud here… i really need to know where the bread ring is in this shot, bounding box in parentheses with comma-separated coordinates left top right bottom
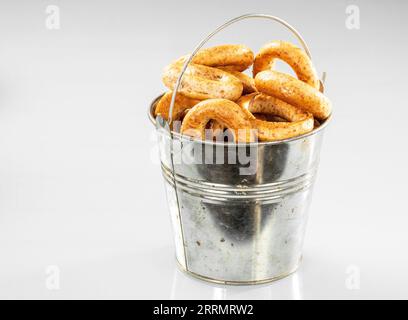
(154, 91, 201, 121)
(219, 69, 257, 94)
(207, 120, 224, 133)
(251, 117, 314, 141)
(253, 40, 320, 89)
(162, 62, 243, 101)
(253, 113, 268, 121)
(192, 44, 254, 72)
(255, 70, 332, 120)
(181, 99, 255, 143)
(253, 112, 286, 122)
(204, 93, 257, 140)
(170, 56, 255, 94)
(238, 93, 311, 122)
(237, 93, 314, 141)
(206, 120, 226, 141)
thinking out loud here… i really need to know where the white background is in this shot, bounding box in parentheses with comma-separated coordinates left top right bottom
(0, 0, 407, 299)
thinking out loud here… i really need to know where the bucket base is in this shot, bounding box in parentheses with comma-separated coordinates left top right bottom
(175, 258, 301, 286)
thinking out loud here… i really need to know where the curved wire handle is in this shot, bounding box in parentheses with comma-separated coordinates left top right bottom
(167, 13, 314, 126)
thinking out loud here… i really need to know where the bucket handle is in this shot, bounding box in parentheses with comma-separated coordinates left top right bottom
(167, 13, 315, 126)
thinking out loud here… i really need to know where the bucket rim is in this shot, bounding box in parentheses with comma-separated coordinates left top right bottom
(148, 94, 332, 146)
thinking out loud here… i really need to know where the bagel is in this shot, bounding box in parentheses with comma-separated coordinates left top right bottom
(251, 117, 314, 141)
(253, 113, 287, 122)
(220, 69, 257, 94)
(253, 40, 320, 89)
(255, 70, 332, 120)
(180, 99, 255, 143)
(154, 91, 201, 121)
(162, 62, 243, 101)
(237, 93, 314, 141)
(192, 44, 254, 72)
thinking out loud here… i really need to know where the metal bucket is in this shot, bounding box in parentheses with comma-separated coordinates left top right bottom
(149, 14, 331, 285)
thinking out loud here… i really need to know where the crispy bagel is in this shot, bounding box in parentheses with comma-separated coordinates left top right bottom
(252, 113, 286, 122)
(162, 62, 243, 101)
(220, 69, 257, 94)
(237, 93, 314, 141)
(253, 40, 320, 89)
(255, 70, 332, 120)
(237, 93, 311, 121)
(253, 113, 268, 121)
(206, 120, 226, 141)
(180, 99, 255, 143)
(254, 113, 287, 122)
(251, 118, 314, 141)
(154, 91, 201, 121)
(192, 44, 254, 72)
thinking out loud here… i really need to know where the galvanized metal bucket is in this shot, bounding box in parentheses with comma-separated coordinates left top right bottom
(149, 14, 331, 285)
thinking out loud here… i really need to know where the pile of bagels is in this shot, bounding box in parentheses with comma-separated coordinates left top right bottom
(155, 41, 332, 143)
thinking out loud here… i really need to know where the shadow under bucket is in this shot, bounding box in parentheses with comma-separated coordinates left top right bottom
(149, 95, 331, 285)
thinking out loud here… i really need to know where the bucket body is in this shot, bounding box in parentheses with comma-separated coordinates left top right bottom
(151, 98, 328, 285)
